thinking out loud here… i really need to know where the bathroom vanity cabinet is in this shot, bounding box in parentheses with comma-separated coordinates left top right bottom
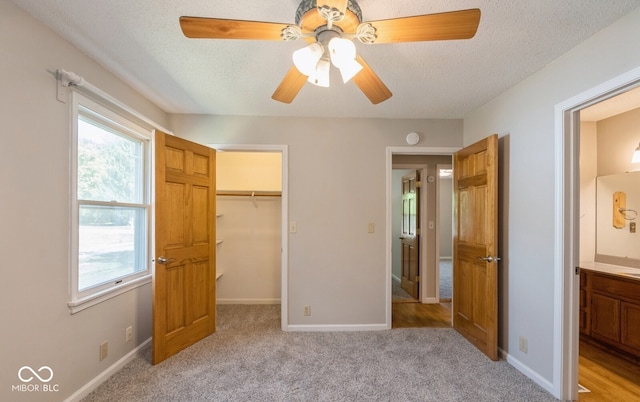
(580, 269, 640, 359)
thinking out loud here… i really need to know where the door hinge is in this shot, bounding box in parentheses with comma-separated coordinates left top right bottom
(416, 181, 422, 188)
(415, 276, 420, 282)
(416, 228, 421, 236)
(575, 266, 580, 275)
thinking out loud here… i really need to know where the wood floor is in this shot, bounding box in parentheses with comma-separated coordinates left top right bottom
(578, 339, 640, 401)
(392, 301, 451, 328)
(392, 302, 640, 401)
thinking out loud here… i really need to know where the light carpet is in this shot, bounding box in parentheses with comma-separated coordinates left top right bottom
(82, 305, 556, 401)
(439, 259, 452, 300)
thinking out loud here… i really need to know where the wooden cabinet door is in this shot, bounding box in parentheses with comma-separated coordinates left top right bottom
(621, 302, 640, 351)
(591, 293, 620, 343)
(579, 272, 590, 335)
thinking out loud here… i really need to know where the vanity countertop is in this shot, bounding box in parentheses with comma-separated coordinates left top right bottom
(580, 261, 640, 281)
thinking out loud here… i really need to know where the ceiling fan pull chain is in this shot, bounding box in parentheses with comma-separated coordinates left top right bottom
(317, 5, 344, 30)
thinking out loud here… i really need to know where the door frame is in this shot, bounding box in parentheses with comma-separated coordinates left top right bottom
(386, 147, 460, 327)
(555, 66, 640, 400)
(208, 143, 289, 330)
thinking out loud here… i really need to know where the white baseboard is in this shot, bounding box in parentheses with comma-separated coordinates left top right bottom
(287, 323, 389, 332)
(423, 297, 439, 304)
(392, 274, 401, 283)
(64, 338, 151, 402)
(503, 349, 556, 396)
(217, 298, 281, 305)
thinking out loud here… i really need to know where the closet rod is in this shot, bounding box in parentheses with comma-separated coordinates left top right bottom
(216, 190, 281, 197)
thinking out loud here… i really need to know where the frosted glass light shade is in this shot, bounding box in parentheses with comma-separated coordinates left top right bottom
(328, 38, 356, 68)
(292, 43, 323, 76)
(337, 58, 363, 83)
(307, 59, 330, 87)
(632, 142, 640, 163)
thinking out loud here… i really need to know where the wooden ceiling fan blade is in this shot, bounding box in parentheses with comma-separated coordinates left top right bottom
(352, 55, 392, 104)
(272, 66, 307, 103)
(180, 17, 290, 40)
(367, 9, 481, 44)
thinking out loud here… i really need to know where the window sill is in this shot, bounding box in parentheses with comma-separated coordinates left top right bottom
(68, 275, 151, 314)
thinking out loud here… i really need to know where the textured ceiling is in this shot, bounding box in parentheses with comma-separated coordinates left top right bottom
(11, 0, 640, 119)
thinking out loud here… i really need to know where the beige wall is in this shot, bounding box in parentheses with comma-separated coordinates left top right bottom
(597, 107, 640, 175)
(169, 114, 463, 325)
(580, 122, 598, 262)
(0, 1, 168, 400)
(216, 152, 282, 192)
(463, 5, 640, 396)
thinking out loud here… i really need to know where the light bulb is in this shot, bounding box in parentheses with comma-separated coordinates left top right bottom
(632, 142, 640, 163)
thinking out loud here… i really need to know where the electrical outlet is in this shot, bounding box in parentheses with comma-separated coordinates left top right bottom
(368, 223, 375, 233)
(126, 326, 133, 343)
(289, 221, 297, 234)
(519, 336, 528, 354)
(99, 341, 108, 361)
(303, 305, 311, 316)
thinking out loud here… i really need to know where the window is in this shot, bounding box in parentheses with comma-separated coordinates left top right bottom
(69, 93, 151, 312)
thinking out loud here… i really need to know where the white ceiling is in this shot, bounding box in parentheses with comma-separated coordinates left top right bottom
(11, 0, 640, 119)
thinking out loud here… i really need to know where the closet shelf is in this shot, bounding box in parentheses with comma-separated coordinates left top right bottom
(216, 190, 281, 197)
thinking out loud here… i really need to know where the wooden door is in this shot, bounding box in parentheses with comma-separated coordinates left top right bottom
(401, 171, 420, 299)
(153, 131, 216, 364)
(453, 134, 499, 360)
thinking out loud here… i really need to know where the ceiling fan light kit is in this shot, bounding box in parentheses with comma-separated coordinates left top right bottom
(179, 1, 480, 104)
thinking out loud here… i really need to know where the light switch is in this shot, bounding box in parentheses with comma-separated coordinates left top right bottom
(289, 221, 297, 233)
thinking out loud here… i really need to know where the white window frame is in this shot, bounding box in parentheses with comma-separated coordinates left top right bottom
(68, 92, 152, 313)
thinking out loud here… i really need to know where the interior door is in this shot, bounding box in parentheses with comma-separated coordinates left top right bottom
(153, 131, 216, 364)
(453, 134, 499, 360)
(400, 170, 420, 299)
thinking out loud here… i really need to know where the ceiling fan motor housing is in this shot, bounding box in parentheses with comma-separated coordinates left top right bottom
(295, 0, 363, 26)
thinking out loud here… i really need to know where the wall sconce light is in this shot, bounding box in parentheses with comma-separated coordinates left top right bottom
(632, 141, 640, 163)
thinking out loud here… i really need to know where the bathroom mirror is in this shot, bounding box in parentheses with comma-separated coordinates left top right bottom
(596, 171, 640, 263)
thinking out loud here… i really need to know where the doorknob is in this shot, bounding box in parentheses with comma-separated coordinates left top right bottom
(478, 256, 501, 263)
(157, 256, 174, 264)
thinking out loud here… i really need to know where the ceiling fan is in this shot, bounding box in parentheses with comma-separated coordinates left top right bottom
(179, 1, 480, 104)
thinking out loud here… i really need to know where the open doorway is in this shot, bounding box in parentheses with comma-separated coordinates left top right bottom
(209, 144, 289, 330)
(556, 67, 640, 400)
(575, 87, 640, 399)
(387, 148, 458, 328)
(437, 164, 453, 303)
